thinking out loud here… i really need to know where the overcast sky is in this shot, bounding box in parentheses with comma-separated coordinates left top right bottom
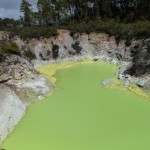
(0, 0, 37, 20)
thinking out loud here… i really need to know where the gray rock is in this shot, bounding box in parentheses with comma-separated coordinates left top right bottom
(102, 79, 112, 86)
(0, 84, 26, 143)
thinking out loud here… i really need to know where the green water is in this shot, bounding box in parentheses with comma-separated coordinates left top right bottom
(2, 62, 150, 150)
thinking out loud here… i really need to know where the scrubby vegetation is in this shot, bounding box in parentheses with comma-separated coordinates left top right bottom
(12, 26, 58, 39)
(24, 50, 36, 60)
(69, 20, 150, 41)
(0, 54, 6, 63)
(1, 20, 150, 42)
(0, 41, 20, 55)
(72, 42, 82, 54)
(52, 44, 59, 59)
(0, 40, 20, 62)
(0, 0, 149, 41)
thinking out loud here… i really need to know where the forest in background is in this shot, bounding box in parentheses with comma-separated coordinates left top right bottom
(0, 0, 149, 40)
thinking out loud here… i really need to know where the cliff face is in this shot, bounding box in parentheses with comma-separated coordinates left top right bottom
(0, 32, 51, 143)
(0, 84, 26, 142)
(0, 54, 50, 143)
(125, 39, 150, 76)
(116, 39, 150, 90)
(1, 29, 144, 65)
(13, 29, 142, 63)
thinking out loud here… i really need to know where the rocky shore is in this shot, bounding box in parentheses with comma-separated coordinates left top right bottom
(0, 29, 149, 143)
(0, 54, 51, 143)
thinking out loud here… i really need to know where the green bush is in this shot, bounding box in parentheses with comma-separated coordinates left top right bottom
(0, 54, 6, 62)
(1, 20, 150, 42)
(72, 42, 82, 53)
(24, 50, 36, 60)
(52, 44, 59, 59)
(12, 26, 58, 39)
(1, 41, 20, 55)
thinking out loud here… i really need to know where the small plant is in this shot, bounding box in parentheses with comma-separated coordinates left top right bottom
(0, 54, 6, 62)
(1, 41, 20, 55)
(24, 50, 36, 60)
(125, 40, 132, 47)
(52, 44, 59, 59)
(72, 42, 82, 54)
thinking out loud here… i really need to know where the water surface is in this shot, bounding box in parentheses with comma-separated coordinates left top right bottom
(2, 62, 150, 150)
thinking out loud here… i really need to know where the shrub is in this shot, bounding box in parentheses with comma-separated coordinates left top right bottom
(0, 54, 6, 62)
(24, 50, 36, 60)
(52, 44, 59, 59)
(12, 26, 58, 39)
(72, 42, 82, 53)
(1, 41, 20, 55)
(125, 40, 132, 47)
(1, 20, 150, 42)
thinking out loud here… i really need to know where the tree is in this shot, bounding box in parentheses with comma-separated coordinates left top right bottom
(52, 0, 69, 23)
(134, 0, 150, 18)
(37, 0, 56, 25)
(20, 0, 33, 26)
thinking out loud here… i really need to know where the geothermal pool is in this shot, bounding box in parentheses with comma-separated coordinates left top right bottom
(1, 62, 150, 150)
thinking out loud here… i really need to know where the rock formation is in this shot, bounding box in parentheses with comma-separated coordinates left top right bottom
(12, 29, 139, 62)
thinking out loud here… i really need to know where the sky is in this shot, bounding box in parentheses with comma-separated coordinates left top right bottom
(0, 0, 37, 20)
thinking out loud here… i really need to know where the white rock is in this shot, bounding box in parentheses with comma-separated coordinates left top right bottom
(0, 85, 26, 143)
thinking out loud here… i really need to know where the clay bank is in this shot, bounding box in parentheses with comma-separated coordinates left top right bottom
(0, 29, 149, 143)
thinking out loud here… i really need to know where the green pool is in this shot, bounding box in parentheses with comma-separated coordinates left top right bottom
(1, 62, 150, 150)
